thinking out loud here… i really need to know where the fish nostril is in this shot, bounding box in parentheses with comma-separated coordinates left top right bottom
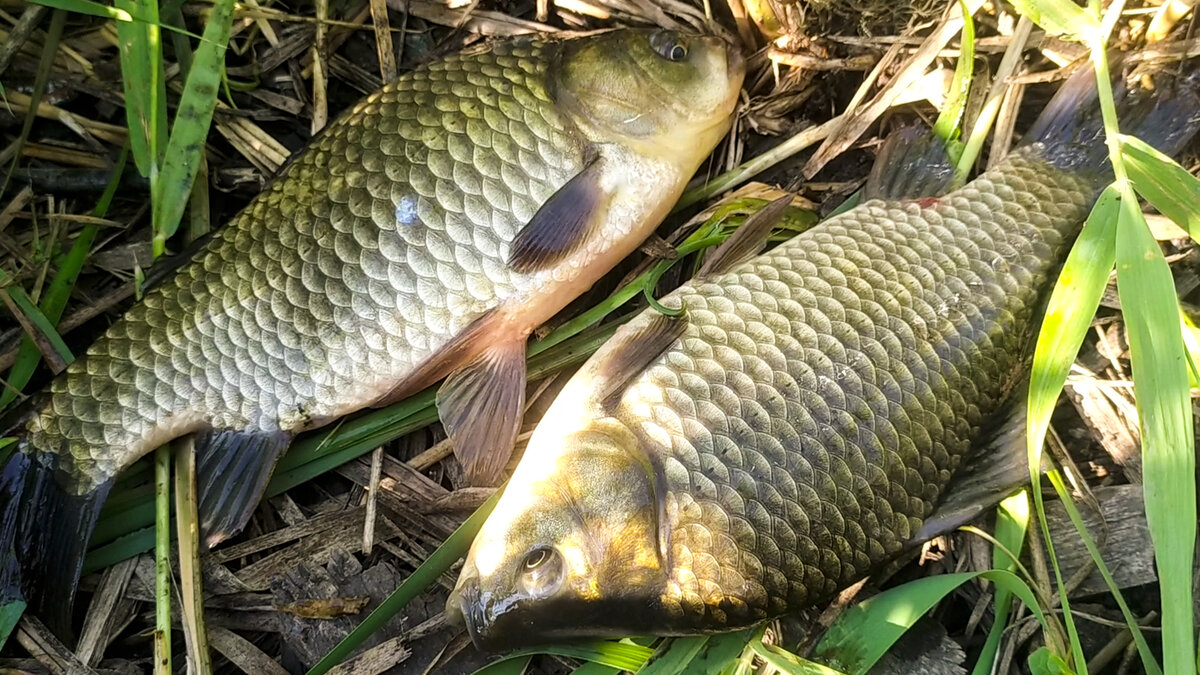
(444, 590, 466, 628)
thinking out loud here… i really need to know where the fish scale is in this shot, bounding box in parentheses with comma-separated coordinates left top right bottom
(24, 39, 581, 493)
(616, 148, 1091, 627)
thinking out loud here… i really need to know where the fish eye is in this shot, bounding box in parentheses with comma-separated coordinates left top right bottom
(519, 546, 564, 595)
(524, 547, 551, 570)
(649, 31, 688, 62)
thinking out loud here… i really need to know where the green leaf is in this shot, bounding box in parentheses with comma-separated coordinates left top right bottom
(1114, 184, 1196, 674)
(113, 0, 165, 178)
(1120, 133, 1200, 242)
(638, 631, 756, 675)
(813, 570, 1052, 675)
(28, 0, 132, 21)
(0, 598, 26, 651)
(748, 640, 845, 675)
(1026, 183, 1119, 468)
(971, 491, 1031, 675)
(932, 0, 975, 143)
(1005, 0, 1100, 40)
(1028, 646, 1076, 675)
(0, 269, 75, 366)
(474, 642, 656, 675)
(1023, 183, 1120, 670)
(151, 0, 236, 256)
(472, 656, 533, 675)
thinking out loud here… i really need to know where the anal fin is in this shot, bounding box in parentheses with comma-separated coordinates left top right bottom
(437, 339, 528, 487)
(863, 127, 957, 202)
(909, 403, 1035, 545)
(194, 429, 292, 549)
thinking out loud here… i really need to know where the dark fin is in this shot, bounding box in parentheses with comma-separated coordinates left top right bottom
(909, 404, 1034, 545)
(141, 230, 216, 292)
(436, 339, 528, 487)
(1024, 61, 1200, 172)
(0, 442, 114, 643)
(696, 195, 792, 277)
(862, 127, 957, 201)
(598, 313, 687, 412)
(194, 429, 293, 549)
(507, 154, 609, 273)
(369, 309, 505, 409)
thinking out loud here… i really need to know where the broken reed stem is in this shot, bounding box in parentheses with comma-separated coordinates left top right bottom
(675, 116, 841, 211)
(153, 445, 172, 675)
(174, 438, 212, 673)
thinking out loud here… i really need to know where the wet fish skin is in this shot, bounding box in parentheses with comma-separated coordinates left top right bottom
(446, 79, 1200, 642)
(0, 28, 743, 636)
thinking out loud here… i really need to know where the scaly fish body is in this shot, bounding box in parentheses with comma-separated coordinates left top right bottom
(1, 29, 743, 635)
(447, 73, 1200, 647)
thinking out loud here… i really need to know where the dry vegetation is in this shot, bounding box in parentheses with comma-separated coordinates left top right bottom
(0, 0, 1198, 673)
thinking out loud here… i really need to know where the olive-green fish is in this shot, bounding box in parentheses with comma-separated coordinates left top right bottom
(446, 69, 1200, 648)
(0, 28, 743, 636)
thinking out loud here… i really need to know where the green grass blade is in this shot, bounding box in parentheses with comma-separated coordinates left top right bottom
(813, 570, 1052, 675)
(1043, 469, 1160, 672)
(306, 491, 500, 675)
(1005, 0, 1100, 40)
(971, 491, 1030, 675)
(153, 445, 172, 674)
(637, 632, 757, 675)
(151, 0, 236, 256)
(931, 0, 975, 144)
(748, 640, 846, 675)
(113, 0, 164, 178)
(1028, 646, 1076, 675)
(486, 643, 656, 673)
(1023, 183, 1120, 670)
(1113, 185, 1196, 673)
(28, 0, 133, 20)
(1120, 133, 1200, 242)
(471, 655, 533, 675)
(0, 269, 75, 367)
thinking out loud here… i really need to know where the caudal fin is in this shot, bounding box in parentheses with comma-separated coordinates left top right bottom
(0, 435, 113, 644)
(1025, 59, 1200, 169)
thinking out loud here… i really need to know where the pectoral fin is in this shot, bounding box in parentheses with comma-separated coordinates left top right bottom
(436, 339, 528, 486)
(697, 195, 792, 278)
(508, 153, 609, 273)
(598, 313, 687, 412)
(194, 428, 292, 548)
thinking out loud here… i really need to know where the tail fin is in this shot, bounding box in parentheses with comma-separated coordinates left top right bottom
(0, 434, 113, 644)
(1024, 59, 1200, 170)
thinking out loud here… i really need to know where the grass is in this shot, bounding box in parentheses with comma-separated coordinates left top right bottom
(0, 0, 1198, 673)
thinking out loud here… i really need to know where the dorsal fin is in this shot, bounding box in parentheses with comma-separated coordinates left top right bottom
(862, 127, 957, 201)
(697, 195, 791, 278)
(598, 313, 687, 412)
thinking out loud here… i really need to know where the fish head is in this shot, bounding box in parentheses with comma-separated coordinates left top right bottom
(447, 413, 671, 650)
(550, 28, 745, 155)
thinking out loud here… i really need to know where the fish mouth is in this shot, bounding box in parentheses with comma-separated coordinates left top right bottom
(445, 581, 488, 649)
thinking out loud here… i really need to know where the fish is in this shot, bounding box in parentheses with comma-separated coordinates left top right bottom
(445, 66, 1200, 648)
(0, 28, 744, 637)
